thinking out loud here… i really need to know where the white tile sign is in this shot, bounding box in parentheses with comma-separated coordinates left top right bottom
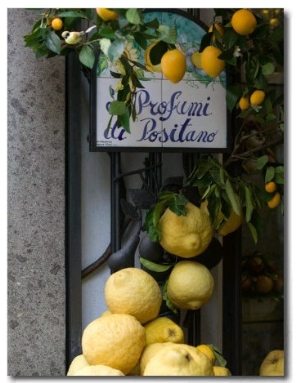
(92, 10, 228, 152)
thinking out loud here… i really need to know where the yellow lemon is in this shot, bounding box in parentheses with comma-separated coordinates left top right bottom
(197, 344, 216, 365)
(267, 192, 281, 209)
(104, 267, 162, 324)
(73, 365, 125, 376)
(143, 343, 214, 376)
(159, 202, 214, 258)
(161, 49, 187, 83)
(250, 89, 265, 106)
(201, 46, 225, 78)
(191, 52, 202, 69)
(208, 23, 224, 42)
(140, 342, 172, 375)
(67, 354, 89, 376)
(51, 18, 63, 31)
(213, 365, 232, 376)
(239, 95, 250, 111)
(231, 9, 257, 36)
(265, 181, 277, 193)
(96, 8, 118, 21)
(216, 209, 243, 236)
(144, 40, 168, 72)
(144, 316, 185, 346)
(167, 260, 215, 310)
(81, 313, 146, 375)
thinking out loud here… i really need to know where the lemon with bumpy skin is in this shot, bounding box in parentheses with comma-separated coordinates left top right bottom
(196, 344, 216, 365)
(73, 365, 125, 376)
(67, 354, 89, 376)
(81, 313, 146, 375)
(167, 260, 215, 310)
(104, 267, 162, 324)
(144, 316, 185, 346)
(140, 342, 171, 375)
(213, 366, 232, 376)
(159, 201, 214, 258)
(143, 343, 214, 376)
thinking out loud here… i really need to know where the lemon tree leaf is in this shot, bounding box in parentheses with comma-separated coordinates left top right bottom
(244, 185, 254, 222)
(246, 221, 258, 244)
(126, 8, 142, 25)
(162, 280, 178, 314)
(79, 45, 95, 69)
(225, 179, 241, 215)
(208, 344, 227, 367)
(139, 257, 173, 272)
(107, 38, 125, 63)
(256, 154, 268, 170)
(265, 166, 275, 183)
(274, 166, 284, 184)
(45, 31, 61, 54)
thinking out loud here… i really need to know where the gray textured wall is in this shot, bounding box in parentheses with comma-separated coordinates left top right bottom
(7, 9, 66, 376)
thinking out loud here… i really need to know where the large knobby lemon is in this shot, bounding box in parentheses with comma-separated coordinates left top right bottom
(73, 365, 125, 376)
(161, 49, 187, 83)
(81, 313, 146, 375)
(143, 343, 214, 376)
(144, 316, 185, 346)
(231, 9, 257, 36)
(201, 46, 225, 78)
(196, 344, 216, 365)
(140, 342, 172, 375)
(104, 267, 162, 324)
(159, 202, 214, 258)
(167, 260, 215, 310)
(67, 354, 89, 376)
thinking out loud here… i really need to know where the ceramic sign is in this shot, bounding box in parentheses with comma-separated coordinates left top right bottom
(90, 10, 228, 152)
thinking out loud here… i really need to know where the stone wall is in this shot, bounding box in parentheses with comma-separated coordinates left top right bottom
(7, 9, 66, 376)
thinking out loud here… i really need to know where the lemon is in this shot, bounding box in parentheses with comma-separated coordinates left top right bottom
(104, 267, 162, 324)
(73, 365, 125, 376)
(67, 354, 89, 376)
(191, 52, 202, 69)
(231, 9, 257, 36)
(140, 342, 171, 375)
(265, 181, 277, 193)
(216, 209, 243, 236)
(144, 316, 185, 346)
(51, 18, 63, 31)
(196, 344, 216, 365)
(96, 8, 118, 21)
(239, 95, 250, 111)
(144, 41, 168, 72)
(167, 260, 215, 310)
(250, 89, 265, 106)
(143, 343, 214, 376)
(161, 49, 187, 83)
(81, 313, 146, 375)
(208, 23, 224, 42)
(213, 366, 232, 376)
(267, 192, 281, 209)
(201, 46, 225, 78)
(159, 202, 214, 258)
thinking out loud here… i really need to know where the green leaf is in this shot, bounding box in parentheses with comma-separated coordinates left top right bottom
(157, 24, 177, 44)
(168, 194, 189, 216)
(209, 344, 227, 367)
(262, 62, 275, 76)
(117, 109, 130, 133)
(274, 166, 284, 184)
(222, 28, 239, 49)
(226, 84, 241, 112)
(126, 8, 141, 25)
(265, 166, 275, 183)
(45, 31, 61, 54)
(139, 257, 173, 272)
(225, 179, 241, 215)
(244, 185, 254, 222)
(162, 280, 178, 314)
(246, 221, 258, 244)
(256, 155, 268, 170)
(79, 45, 95, 69)
(107, 38, 125, 63)
(133, 31, 148, 50)
(108, 100, 127, 115)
